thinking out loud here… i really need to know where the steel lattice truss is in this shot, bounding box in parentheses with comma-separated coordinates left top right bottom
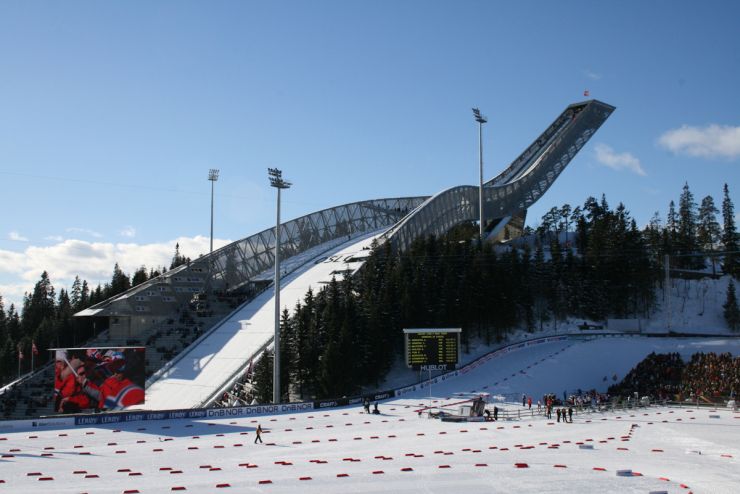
(77, 100, 613, 322)
(204, 197, 427, 291)
(78, 197, 427, 319)
(385, 100, 615, 252)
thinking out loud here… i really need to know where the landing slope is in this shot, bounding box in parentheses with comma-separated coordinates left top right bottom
(142, 231, 384, 410)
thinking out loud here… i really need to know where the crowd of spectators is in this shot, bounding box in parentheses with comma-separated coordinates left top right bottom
(681, 352, 739, 400)
(609, 351, 739, 402)
(608, 352, 684, 400)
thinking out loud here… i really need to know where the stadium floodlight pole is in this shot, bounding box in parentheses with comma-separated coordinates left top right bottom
(208, 169, 220, 254)
(268, 167, 291, 404)
(472, 108, 487, 241)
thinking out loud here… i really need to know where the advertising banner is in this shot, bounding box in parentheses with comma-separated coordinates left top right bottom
(73, 402, 314, 426)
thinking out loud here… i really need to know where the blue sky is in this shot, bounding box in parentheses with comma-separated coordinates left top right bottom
(1, 1, 739, 309)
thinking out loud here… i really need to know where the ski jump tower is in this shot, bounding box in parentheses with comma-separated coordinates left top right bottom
(385, 99, 615, 251)
(77, 99, 614, 339)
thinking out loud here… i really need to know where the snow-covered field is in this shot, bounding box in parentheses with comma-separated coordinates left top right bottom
(2, 338, 738, 493)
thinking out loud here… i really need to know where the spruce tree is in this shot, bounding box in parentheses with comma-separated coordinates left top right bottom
(110, 263, 131, 296)
(79, 280, 90, 309)
(290, 300, 308, 398)
(698, 196, 721, 252)
(644, 211, 664, 257)
(278, 308, 292, 402)
(531, 244, 550, 330)
(70, 276, 82, 310)
(131, 266, 149, 287)
(5, 304, 20, 341)
(0, 295, 6, 341)
(0, 338, 16, 382)
(677, 183, 700, 268)
(170, 243, 190, 269)
(251, 350, 274, 403)
(698, 195, 721, 274)
(723, 281, 740, 331)
(721, 184, 738, 277)
(22, 272, 56, 336)
(560, 203, 572, 244)
(56, 289, 74, 348)
(666, 200, 678, 246)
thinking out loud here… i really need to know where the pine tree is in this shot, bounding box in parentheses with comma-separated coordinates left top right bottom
(644, 211, 664, 257)
(89, 284, 103, 305)
(110, 263, 131, 296)
(531, 243, 550, 330)
(56, 289, 74, 348)
(0, 338, 17, 382)
(0, 294, 6, 341)
(278, 308, 292, 402)
(721, 183, 739, 277)
(290, 300, 308, 398)
(80, 280, 90, 309)
(251, 350, 274, 403)
(70, 276, 82, 310)
(723, 281, 740, 331)
(697, 196, 721, 252)
(666, 200, 678, 238)
(5, 304, 20, 341)
(560, 203, 572, 244)
(170, 243, 190, 270)
(698, 195, 721, 274)
(677, 183, 700, 268)
(21, 272, 56, 335)
(131, 266, 149, 287)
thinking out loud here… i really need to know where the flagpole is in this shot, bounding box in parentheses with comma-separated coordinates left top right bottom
(17, 345, 21, 378)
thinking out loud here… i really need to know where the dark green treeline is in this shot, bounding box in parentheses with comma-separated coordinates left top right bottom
(258, 196, 664, 402)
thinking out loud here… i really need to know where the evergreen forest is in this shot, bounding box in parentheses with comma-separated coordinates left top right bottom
(1, 184, 738, 397)
(250, 184, 740, 402)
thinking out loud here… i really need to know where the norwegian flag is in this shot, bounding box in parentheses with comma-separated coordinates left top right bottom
(583, 89, 590, 97)
(32, 341, 39, 356)
(17, 344, 24, 360)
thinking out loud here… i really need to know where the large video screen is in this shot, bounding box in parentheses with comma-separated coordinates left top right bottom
(53, 347, 146, 413)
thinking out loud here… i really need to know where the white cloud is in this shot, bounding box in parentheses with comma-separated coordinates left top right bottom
(119, 226, 136, 238)
(658, 124, 740, 159)
(0, 235, 231, 309)
(8, 231, 29, 242)
(584, 69, 602, 80)
(594, 143, 646, 176)
(45, 235, 64, 242)
(0, 283, 29, 308)
(0, 250, 25, 275)
(66, 227, 103, 238)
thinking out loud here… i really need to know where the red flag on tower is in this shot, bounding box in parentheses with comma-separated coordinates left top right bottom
(32, 341, 39, 356)
(583, 89, 590, 97)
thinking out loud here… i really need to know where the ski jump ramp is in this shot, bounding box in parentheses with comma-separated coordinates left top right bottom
(90, 99, 614, 410)
(137, 231, 384, 410)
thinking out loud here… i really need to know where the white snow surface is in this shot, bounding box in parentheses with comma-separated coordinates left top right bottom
(2, 337, 739, 493)
(140, 231, 384, 410)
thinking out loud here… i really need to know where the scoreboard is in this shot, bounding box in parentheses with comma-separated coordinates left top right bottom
(403, 328, 461, 371)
